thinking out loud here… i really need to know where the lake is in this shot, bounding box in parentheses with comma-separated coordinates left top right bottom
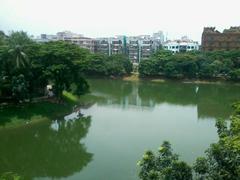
(1, 79, 240, 180)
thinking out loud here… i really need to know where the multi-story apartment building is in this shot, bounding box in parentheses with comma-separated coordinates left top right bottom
(109, 36, 127, 55)
(139, 38, 153, 61)
(110, 38, 123, 55)
(201, 27, 240, 51)
(35, 30, 165, 63)
(163, 36, 199, 53)
(127, 37, 140, 63)
(95, 38, 110, 55)
(127, 35, 154, 63)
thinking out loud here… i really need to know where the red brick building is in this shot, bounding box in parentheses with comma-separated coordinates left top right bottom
(201, 27, 240, 51)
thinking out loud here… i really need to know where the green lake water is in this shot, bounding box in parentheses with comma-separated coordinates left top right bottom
(1, 79, 240, 180)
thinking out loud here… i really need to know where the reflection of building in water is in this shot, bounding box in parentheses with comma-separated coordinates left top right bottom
(88, 79, 240, 119)
(91, 82, 156, 110)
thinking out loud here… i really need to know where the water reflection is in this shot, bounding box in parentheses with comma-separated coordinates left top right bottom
(87, 79, 240, 119)
(0, 114, 93, 179)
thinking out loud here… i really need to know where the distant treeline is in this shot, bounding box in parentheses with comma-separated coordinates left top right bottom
(139, 50, 240, 81)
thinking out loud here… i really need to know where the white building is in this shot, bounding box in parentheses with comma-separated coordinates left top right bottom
(163, 36, 199, 53)
(56, 31, 83, 40)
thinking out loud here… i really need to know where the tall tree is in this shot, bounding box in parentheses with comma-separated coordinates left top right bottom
(7, 31, 33, 68)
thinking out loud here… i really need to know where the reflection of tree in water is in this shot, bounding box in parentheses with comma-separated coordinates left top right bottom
(88, 79, 240, 120)
(139, 81, 240, 119)
(0, 116, 93, 179)
(197, 84, 240, 119)
(88, 78, 133, 104)
(138, 81, 197, 106)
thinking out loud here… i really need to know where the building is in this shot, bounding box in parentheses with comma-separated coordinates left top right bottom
(139, 37, 153, 61)
(64, 36, 95, 52)
(201, 27, 240, 51)
(56, 31, 83, 40)
(127, 37, 140, 63)
(108, 36, 127, 55)
(126, 35, 154, 63)
(95, 38, 111, 55)
(35, 30, 164, 63)
(110, 37, 124, 55)
(163, 36, 199, 53)
(34, 34, 58, 43)
(152, 31, 164, 51)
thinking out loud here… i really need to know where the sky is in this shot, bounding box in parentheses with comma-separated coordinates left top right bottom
(0, 0, 239, 42)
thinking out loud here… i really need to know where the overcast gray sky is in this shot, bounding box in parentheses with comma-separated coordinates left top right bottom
(0, 0, 239, 42)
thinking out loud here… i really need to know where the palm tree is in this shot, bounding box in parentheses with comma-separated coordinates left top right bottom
(7, 31, 32, 69)
(8, 44, 29, 68)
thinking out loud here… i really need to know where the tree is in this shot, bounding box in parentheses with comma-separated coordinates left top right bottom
(0, 32, 90, 102)
(78, 53, 108, 75)
(38, 41, 90, 99)
(11, 74, 29, 102)
(138, 49, 240, 81)
(229, 69, 240, 81)
(193, 157, 209, 180)
(138, 141, 192, 180)
(139, 58, 160, 77)
(78, 53, 133, 76)
(7, 31, 33, 68)
(196, 103, 240, 180)
(108, 54, 133, 75)
(0, 31, 7, 46)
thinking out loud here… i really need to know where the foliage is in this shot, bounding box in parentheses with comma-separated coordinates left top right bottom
(0, 31, 90, 102)
(138, 102, 240, 180)
(193, 157, 209, 179)
(138, 141, 192, 180)
(78, 53, 132, 76)
(139, 50, 240, 81)
(194, 102, 240, 180)
(0, 172, 23, 180)
(11, 74, 29, 102)
(229, 69, 240, 81)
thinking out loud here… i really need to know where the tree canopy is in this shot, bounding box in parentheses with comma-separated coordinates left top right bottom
(0, 31, 90, 102)
(139, 50, 240, 81)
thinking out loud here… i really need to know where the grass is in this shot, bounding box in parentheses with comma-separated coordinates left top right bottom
(63, 91, 80, 103)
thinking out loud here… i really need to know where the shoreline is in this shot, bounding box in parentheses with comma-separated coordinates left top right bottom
(121, 74, 240, 85)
